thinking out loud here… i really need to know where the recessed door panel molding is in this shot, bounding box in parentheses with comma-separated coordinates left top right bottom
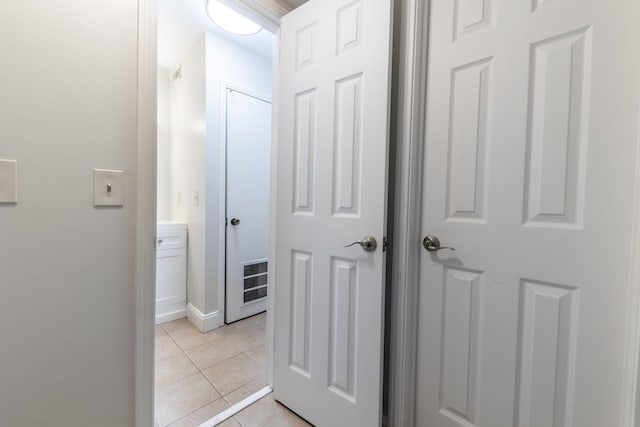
(440, 267, 483, 426)
(446, 58, 492, 223)
(523, 28, 592, 229)
(329, 257, 359, 401)
(532, 0, 561, 13)
(155, 249, 186, 304)
(517, 279, 579, 427)
(453, 0, 493, 41)
(332, 73, 364, 217)
(296, 22, 318, 72)
(337, 0, 364, 56)
(293, 89, 317, 215)
(289, 251, 313, 377)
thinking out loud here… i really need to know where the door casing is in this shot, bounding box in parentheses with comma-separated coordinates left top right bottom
(134, 1, 640, 427)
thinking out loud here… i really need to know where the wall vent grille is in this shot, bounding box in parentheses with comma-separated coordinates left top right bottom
(242, 259, 268, 304)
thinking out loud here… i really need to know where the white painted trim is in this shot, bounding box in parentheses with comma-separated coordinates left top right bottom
(218, 81, 273, 327)
(387, 0, 428, 426)
(197, 386, 272, 427)
(222, 81, 272, 104)
(623, 78, 640, 427)
(187, 304, 220, 333)
(265, 30, 281, 389)
(135, 0, 158, 426)
(155, 307, 187, 325)
(217, 81, 228, 327)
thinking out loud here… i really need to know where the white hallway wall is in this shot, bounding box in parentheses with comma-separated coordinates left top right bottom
(169, 37, 208, 315)
(0, 1, 138, 427)
(158, 67, 172, 219)
(167, 32, 272, 323)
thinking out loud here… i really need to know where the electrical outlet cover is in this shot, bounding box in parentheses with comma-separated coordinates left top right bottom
(94, 169, 124, 207)
(0, 159, 18, 204)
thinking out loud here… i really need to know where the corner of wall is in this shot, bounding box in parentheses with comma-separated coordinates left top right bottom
(186, 303, 221, 332)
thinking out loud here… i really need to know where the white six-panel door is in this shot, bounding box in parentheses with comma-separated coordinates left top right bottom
(273, 0, 393, 425)
(416, 0, 640, 426)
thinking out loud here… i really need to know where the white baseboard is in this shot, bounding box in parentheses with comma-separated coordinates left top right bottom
(187, 304, 220, 333)
(155, 306, 187, 325)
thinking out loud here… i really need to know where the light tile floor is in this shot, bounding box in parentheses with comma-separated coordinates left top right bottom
(155, 313, 312, 427)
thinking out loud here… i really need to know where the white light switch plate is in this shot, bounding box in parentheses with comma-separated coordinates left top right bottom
(94, 169, 124, 207)
(0, 159, 18, 204)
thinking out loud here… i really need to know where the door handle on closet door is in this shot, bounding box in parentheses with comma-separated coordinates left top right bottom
(345, 236, 378, 252)
(423, 235, 455, 252)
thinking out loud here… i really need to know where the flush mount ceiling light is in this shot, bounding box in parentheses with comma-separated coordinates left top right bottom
(205, 0, 262, 36)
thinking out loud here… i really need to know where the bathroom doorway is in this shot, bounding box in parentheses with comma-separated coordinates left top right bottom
(152, 0, 306, 425)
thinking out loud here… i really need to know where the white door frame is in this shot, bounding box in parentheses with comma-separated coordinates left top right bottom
(265, 31, 281, 388)
(135, 0, 157, 425)
(217, 81, 272, 326)
(624, 106, 640, 427)
(134, 0, 640, 426)
(133, 2, 285, 426)
(385, 0, 429, 425)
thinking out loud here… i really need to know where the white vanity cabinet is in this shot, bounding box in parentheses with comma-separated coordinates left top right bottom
(156, 221, 187, 324)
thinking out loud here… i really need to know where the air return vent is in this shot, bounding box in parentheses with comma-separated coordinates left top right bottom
(243, 259, 268, 303)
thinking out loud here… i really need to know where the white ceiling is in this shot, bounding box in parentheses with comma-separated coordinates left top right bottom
(158, 0, 277, 70)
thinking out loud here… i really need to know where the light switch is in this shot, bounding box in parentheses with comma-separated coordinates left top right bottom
(0, 159, 18, 204)
(94, 169, 124, 207)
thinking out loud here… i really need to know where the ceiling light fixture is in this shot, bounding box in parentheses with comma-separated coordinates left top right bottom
(205, 0, 262, 36)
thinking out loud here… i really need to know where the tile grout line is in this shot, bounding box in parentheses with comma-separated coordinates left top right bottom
(184, 347, 248, 377)
(242, 349, 264, 368)
(201, 367, 224, 396)
(220, 375, 263, 405)
(155, 333, 200, 388)
(166, 394, 235, 427)
(160, 324, 188, 353)
(158, 372, 220, 427)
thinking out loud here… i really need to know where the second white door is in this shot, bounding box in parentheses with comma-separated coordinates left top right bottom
(416, 0, 640, 426)
(273, 0, 394, 425)
(226, 88, 272, 323)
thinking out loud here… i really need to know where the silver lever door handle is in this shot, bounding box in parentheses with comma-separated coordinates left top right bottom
(423, 235, 455, 252)
(345, 236, 378, 252)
